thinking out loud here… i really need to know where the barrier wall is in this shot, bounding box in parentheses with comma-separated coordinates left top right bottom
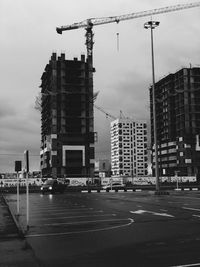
(0, 176, 197, 188)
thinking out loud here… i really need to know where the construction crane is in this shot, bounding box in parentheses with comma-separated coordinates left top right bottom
(56, 1, 200, 61)
(56, 1, 200, 107)
(94, 104, 117, 120)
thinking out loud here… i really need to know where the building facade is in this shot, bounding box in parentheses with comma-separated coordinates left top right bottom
(150, 67, 200, 179)
(40, 53, 95, 178)
(111, 118, 148, 177)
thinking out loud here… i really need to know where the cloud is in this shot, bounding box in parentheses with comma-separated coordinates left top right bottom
(0, 99, 16, 118)
(0, 102, 40, 172)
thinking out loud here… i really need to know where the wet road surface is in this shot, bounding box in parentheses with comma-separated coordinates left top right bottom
(5, 191, 200, 267)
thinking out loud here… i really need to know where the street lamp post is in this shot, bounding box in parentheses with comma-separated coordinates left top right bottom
(144, 21, 160, 192)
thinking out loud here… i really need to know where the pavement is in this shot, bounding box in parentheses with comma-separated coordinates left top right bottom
(0, 195, 41, 267)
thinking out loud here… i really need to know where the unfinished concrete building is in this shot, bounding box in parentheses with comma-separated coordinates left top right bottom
(150, 67, 200, 179)
(40, 53, 95, 178)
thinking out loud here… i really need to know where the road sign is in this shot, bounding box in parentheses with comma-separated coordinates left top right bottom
(24, 150, 29, 173)
(15, 161, 22, 172)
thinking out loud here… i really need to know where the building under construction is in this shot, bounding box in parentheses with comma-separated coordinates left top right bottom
(40, 53, 95, 178)
(150, 67, 200, 179)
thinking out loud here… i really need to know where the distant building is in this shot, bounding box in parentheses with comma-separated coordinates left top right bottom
(40, 53, 95, 178)
(95, 159, 111, 177)
(111, 118, 148, 177)
(150, 67, 200, 179)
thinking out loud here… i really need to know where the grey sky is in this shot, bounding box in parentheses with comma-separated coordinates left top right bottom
(0, 0, 200, 172)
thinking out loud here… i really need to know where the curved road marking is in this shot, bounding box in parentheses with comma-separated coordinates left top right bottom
(130, 210, 174, 217)
(25, 218, 134, 238)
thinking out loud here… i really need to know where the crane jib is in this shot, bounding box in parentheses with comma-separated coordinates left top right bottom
(57, 1, 200, 32)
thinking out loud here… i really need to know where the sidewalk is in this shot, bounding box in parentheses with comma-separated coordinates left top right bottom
(0, 195, 41, 267)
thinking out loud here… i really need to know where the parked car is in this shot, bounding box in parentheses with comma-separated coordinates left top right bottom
(40, 179, 66, 194)
(102, 182, 125, 191)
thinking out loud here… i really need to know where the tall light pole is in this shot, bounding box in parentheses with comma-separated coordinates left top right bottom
(144, 21, 160, 192)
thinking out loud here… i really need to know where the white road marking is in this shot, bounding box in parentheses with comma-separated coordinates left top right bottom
(130, 210, 146, 214)
(182, 207, 200, 212)
(25, 218, 134, 238)
(152, 212, 174, 217)
(130, 210, 174, 217)
(192, 215, 200, 218)
(170, 262, 200, 267)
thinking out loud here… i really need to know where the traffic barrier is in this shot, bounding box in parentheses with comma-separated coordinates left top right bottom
(80, 187, 200, 193)
(127, 189, 134, 192)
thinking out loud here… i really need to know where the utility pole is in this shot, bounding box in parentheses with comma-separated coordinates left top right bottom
(144, 21, 160, 192)
(15, 160, 22, 216)
(24, 150, 30, 231)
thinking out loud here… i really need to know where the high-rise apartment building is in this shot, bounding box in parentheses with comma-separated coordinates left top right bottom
(150, 67, 200, 179)
(40, 53, 95, 178)
(111, 118, 148, 177)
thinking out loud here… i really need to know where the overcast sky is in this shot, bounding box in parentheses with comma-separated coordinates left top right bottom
(0, 0, 200, 172)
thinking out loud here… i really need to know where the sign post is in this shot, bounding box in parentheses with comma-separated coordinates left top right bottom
(110, 178, 113, 190)
(15, 161, 22, 216)
(24, 150, 29, 231)
(174, 170, 181, 190)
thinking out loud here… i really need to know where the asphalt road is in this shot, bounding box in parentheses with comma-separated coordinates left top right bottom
(6, 191, 200, 267)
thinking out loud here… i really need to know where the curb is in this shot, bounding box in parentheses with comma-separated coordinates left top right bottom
(81, 188, 165, 193)
(81, 187, 200, 193)
(1, 195, 42, 267)
(2, 195, 25, 238)
(174, 187, 200, 191)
